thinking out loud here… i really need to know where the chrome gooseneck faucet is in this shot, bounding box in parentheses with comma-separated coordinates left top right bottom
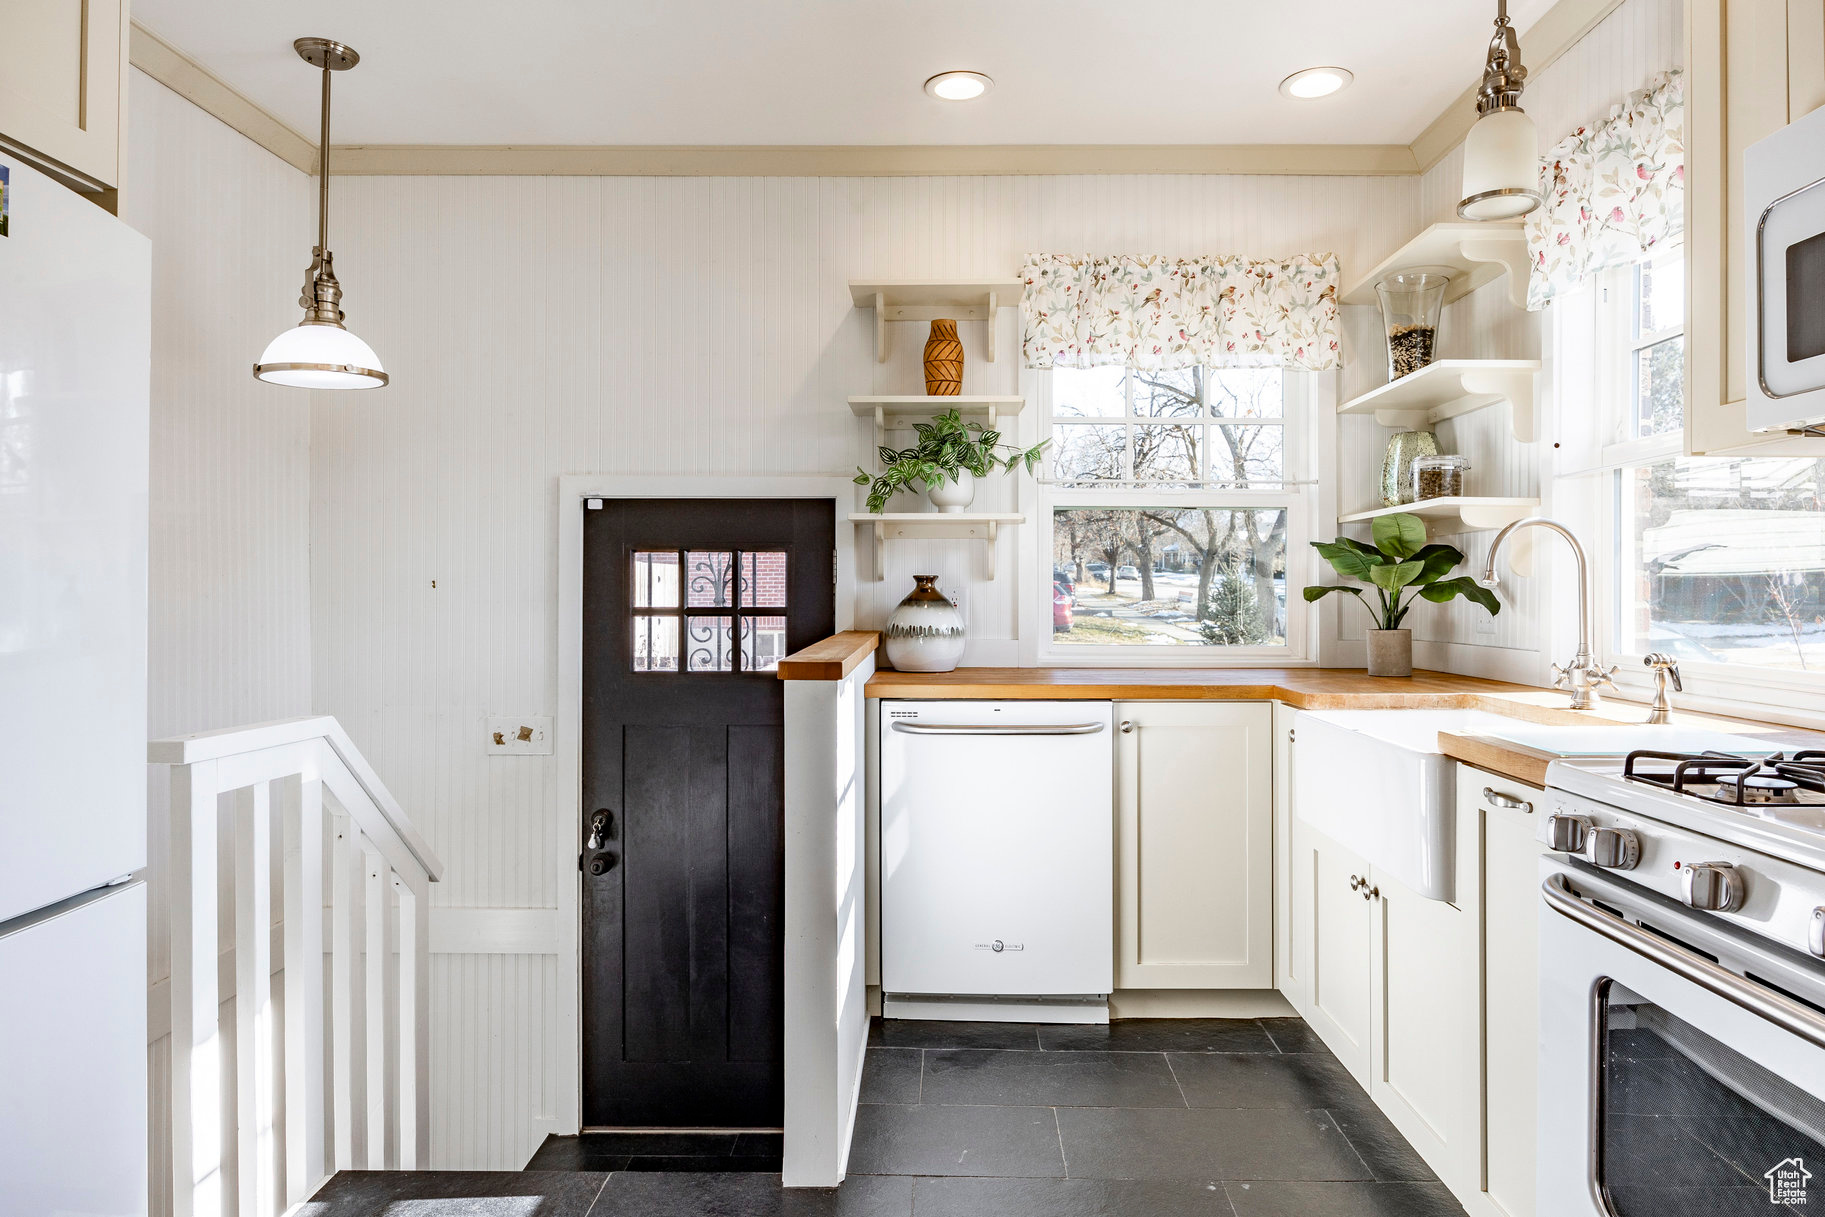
(1481, 517, 1617, 709)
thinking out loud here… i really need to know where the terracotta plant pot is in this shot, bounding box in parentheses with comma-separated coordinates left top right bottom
(1366, 628, 1413, 678)
(923, 319, 963, 396)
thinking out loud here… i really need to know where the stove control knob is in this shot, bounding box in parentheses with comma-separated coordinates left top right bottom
(1682, 862, 1744, 913)
(1586, 827, 1641, 871)
(1810, 908, 1825, 959)
(1546, 814, 1592, 854)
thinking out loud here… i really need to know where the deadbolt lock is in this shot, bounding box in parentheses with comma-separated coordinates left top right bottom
(587, 853, 616, 877)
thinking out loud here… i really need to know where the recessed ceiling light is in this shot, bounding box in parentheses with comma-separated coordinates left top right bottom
(1279, 66, 1354, 99)
(924, 71, 993, 102)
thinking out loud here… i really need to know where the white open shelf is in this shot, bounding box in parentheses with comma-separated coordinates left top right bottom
(850, 395, 1026, 449)
(1338, 496, 1538, 537)
(849, 512, 1025, 579)
(1338, 359, 1542, 442)
(1341, 220, 1530, 311)
(849, 278, 1024, 363)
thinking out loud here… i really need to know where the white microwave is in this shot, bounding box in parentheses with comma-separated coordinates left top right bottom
(1747, 104, 1825, 432)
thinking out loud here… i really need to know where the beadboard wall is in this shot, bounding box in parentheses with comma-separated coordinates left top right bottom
(308, 171, 1419, 1167)
(122, 70, 315, 1213)
(1339, 0, 1684, 683)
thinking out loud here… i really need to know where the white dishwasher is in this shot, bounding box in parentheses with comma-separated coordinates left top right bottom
(880, 699, 1114, 1023)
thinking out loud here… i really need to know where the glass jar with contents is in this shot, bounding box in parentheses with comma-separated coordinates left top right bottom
(1374, 270, 1451, 380)
(1412, 454, 1469, 500)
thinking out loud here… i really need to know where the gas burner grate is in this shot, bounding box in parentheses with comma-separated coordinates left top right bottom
(1623, 749, 1825, 805)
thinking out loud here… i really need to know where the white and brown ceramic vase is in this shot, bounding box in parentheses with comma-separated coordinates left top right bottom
(1366, 628, 1413, 678)
(884, 575, 966, 672)
(923, 319, 963, 396)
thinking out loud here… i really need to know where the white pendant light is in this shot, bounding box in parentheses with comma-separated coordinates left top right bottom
(1458, 0, 1544, 221)
(255, 38, 387, 389)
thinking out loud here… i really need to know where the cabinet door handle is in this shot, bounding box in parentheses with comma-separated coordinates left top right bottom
(1119, 720, 1134, 734)
(1483, 786, 1533, 814)
(1363, 885, 1380, 901)
(1349, 875, 1363, 891)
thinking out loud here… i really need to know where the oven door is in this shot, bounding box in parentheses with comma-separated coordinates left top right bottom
(1539, 860, 1825, 1216)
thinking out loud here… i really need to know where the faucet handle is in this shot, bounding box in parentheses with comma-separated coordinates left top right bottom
(1645, 652, 1682, 691)
(1551, 661, 1573, 691)
(1590, 662, 1620, 691)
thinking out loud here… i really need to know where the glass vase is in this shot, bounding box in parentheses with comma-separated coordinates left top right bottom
(1375, 270, 1451, 380)
(1379, 430, 1440, 507)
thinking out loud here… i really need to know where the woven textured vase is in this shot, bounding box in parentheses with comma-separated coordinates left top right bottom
(923, 319, 963, 396)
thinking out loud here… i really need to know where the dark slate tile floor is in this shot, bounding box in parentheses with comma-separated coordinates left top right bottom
(307, 1016, 1466, 1217)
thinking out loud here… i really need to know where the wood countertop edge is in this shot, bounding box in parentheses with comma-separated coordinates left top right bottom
(1438, 732, 1555, 788)
(777, 631, 880, 681)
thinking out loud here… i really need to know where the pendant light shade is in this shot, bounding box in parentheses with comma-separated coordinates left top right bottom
(254, 38, 387, 389)
(1458, 1, 1543, 221)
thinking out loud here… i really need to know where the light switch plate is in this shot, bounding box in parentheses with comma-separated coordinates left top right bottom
(486, 715, 553, 756)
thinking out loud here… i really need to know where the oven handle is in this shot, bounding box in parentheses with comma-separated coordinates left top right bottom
(1543, 873, 1825, 1051)
(889, 721, 1107, 736)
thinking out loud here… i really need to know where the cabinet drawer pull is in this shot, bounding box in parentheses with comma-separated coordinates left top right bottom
(1349, 874, 1364, 891)
(1483, 786, 1533, 814)
(1119, 720, 1134, 735)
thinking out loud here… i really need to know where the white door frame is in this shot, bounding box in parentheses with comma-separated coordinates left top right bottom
(553, 474, 857, 1133)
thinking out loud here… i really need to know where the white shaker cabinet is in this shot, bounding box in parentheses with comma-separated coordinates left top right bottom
(1294, 821, 1376, 1083)
(1461, 768, 1547, 1217)
(0, 0, 129, 198)
(1114, 701, 1273, 990)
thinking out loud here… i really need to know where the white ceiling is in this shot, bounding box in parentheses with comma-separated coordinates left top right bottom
(133, 0, 1557, 148)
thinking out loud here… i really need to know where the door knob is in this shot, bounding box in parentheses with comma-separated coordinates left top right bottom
(587, 810, 612, 851)
(587, 853, 616, 877)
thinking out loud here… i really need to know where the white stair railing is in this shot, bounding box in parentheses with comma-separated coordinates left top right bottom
(150, 716, 443, 1217)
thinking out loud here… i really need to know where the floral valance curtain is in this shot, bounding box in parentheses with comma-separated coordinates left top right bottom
(1018, 252, 1342, 372)
(1526, 68, 1685, 310)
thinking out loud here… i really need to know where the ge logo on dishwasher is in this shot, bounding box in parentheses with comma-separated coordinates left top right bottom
(972, 940, 1024, 953)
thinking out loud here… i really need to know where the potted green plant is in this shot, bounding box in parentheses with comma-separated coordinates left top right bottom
(1304, 513, 1500, 677)
(855, 409, 1049, 515)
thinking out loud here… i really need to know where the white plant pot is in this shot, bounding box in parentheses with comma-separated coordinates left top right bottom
(925, 469, 976, 514)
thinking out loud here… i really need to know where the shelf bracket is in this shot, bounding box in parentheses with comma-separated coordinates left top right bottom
(1372, 409, 1432, 430)
(874, 291, 887, 364)
(985, 521, 999, 579)
(1458, 366, 1538, 442)
(986, 291, 999, 363)
(873, 404, 886, 454)
(1458, 501, 1537, 532)
(872, 520, 885, 580)
(1460, 237, 1533, 312)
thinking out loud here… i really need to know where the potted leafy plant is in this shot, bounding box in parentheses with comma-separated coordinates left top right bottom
(1304, 513, 1500, 677)
(855, 409, 1049, 515)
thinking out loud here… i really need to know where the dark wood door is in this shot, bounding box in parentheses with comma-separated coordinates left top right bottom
(580, 498, 835, 1128)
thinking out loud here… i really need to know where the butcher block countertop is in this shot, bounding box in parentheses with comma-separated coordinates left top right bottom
(859, 664, 1807, 788)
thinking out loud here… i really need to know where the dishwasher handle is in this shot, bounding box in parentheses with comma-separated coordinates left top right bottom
(889, 721, 1108, 737)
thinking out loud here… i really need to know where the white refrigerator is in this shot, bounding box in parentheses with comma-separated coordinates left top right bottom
(0, 156, 152, 1215)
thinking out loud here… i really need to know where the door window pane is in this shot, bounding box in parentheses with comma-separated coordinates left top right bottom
(741, 615, 788, 672)
(633, 551, 679, 608)
(1051, 507, 1288, 647)
(686, 617, 734, 671)
(1598, 981, 1825, 1213)
(685, 552, 734, 607)
(739, 552, 788, 607)
(634, 616, 679, 672)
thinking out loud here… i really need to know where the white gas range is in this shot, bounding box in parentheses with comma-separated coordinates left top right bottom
(1539, 747, 1825, 1216)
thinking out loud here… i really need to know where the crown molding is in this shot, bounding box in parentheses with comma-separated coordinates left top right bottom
(327, 142, 1419, 177)
(129, 0, 1621, 182)
(128, 21, 317, 174)
(1409, 0, 1629, 172)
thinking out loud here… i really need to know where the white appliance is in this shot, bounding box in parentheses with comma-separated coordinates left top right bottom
(1539, 749, 1825, 1216)
(879, 700, 1113, 1023)
(1746, 103, 1825, 433)
(0, 157, 151, 1214)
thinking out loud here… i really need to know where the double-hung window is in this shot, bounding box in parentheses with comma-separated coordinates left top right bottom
(1032, 365, 1313, 663)
(1559, 239, 1825, 707)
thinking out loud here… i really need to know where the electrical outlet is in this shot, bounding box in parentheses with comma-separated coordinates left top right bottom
(486, 715, 553, 756)
(947, 586, 966, 618)
(1474, 611, 1497, 638)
